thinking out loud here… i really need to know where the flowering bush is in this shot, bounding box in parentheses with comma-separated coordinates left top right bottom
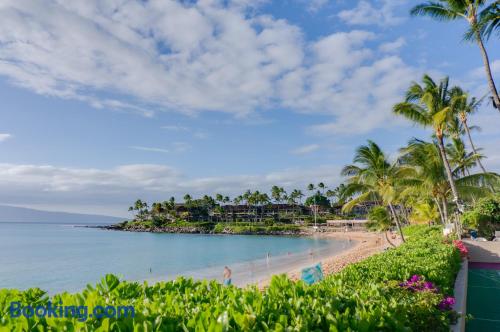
(399, 274, 438, 293)
(453, 240, 468, 258)
(399, 274, 456, 314)
(438, 296, 456, 311)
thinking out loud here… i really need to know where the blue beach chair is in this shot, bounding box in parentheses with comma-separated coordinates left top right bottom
(301, 263, 324, 285)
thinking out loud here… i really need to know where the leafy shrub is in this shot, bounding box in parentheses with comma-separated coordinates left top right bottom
(461, 194, 500, 239)
(0, 229, 462, 331)
(403, 224, 442, 239)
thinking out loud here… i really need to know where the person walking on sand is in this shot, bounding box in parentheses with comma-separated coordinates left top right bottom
(223, 266, 232, 286)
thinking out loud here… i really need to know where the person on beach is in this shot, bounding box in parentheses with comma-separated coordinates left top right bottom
(223, 266, 232, 286)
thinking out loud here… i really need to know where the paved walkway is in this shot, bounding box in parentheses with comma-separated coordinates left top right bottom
(463, 240, 500, 263)
(464, 240, 500, 332)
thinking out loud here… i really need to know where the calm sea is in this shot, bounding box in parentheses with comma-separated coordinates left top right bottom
(0, 222, 353, 293)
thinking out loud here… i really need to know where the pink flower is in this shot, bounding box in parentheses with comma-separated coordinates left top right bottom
(438, 296, 455, 311)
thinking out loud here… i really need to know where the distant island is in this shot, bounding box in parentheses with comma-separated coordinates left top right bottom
(0, 205, 123, 225)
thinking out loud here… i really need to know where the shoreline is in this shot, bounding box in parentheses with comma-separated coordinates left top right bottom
(255, 231, 392, 288)
(84, 226, 393, 289)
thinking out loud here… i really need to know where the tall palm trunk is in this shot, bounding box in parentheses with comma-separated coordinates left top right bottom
(461, 115, 495, 192)
(436, 134, 461, 210)
(385, 231, 396, 248)
(441, 196, 449, 224)
(434, 196, 445, 225)
(475, 32, 500, 111)
(388, 203, 405, 243)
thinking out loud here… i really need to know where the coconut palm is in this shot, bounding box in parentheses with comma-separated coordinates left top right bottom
(466, 1, 500, 41)
(394, 75, 463, 210)
(183, 194, 192, 206)
(449, 87, 492, 180)
(318, 182, 326, 194)
(367, 206, 397, 247)
(476, 1, 499, 40)
(410, 202, 441, 225)
(399, 138, 499, 223)
(411, 0, 500, 110)
(341, 140, 413, 242)
(399, 139, 450, 224)
(130, 199, 149, 221)
(446, 138, 482, 177)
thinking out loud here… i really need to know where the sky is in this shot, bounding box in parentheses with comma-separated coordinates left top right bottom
(0, 0, 499, 217)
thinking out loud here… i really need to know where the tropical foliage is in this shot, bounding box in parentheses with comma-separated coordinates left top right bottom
(411, 0, 500, 110)
(462, 194, 500, 238)
(0, 227, 461, 331)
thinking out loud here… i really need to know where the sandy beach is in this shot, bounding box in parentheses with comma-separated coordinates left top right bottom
(140, 231, 396, 290)
(257, 231, 395, 288)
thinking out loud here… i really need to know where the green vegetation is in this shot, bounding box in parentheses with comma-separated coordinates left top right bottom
(411, 0, 500, 110)
(0, 226, 461, 331)
(334, 73, 500, 242)
(120, 219, 304, 235)
(462, 194, 500, 239)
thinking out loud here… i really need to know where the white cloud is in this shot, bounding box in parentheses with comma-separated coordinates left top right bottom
(469, 60, 500, 81)
(0, 133, 11, 142)
(0, 0, 416, 135)
(0, 162, 341, 215)
(291, 144, 320, 155)
(161, 125, 209, 139)
(130, 142, 191, 153)
(130, 146, 171, 154)
(302, 0, 329, 13)
(279, 31, 416, 134)
(161, 125, 190, 132)
(338, 0, 407, 27)
(0, 0, 304, 117)
(379, 37, 406, 53)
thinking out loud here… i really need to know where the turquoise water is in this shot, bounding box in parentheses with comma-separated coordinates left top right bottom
(0, 222, 352, 293)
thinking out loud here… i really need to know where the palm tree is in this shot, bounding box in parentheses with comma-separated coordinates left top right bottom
(243, 190, 253, 221)
(476, 1, 499, 40)
(446, 138, 482, 177)
(183, 194, 192, 206)
(271, 186, 282, 203)
(318, 182, 326, 194)
(394, 75, 462, 210)
(341, 140, 412, 242)
(410, 202, 441, 225)
(325, 190, 336, 206)
(271, 186, 285, 221)
(296, 190, 305, 205)
(215, 193, 224, 205)
(307, 183, 318, 225)
(411, 0, 500, 110)
(399, 139, 450, 224)
(233, 195, 243, 205)
(449, 87, 492, 179)
(399, 138, 499, 223)
(130, 199, 149, 221)
(367, 206, 397, 247)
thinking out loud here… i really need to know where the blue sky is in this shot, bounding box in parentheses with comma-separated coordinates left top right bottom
(0, 0, 499, 217)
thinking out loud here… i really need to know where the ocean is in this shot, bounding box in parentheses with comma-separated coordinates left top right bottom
(0, 222, 353, 293)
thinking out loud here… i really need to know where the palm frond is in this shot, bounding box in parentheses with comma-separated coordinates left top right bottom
(342, 191, 376, 212)
(393, 102, 430, 126)
(410, 2, 463, 20)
